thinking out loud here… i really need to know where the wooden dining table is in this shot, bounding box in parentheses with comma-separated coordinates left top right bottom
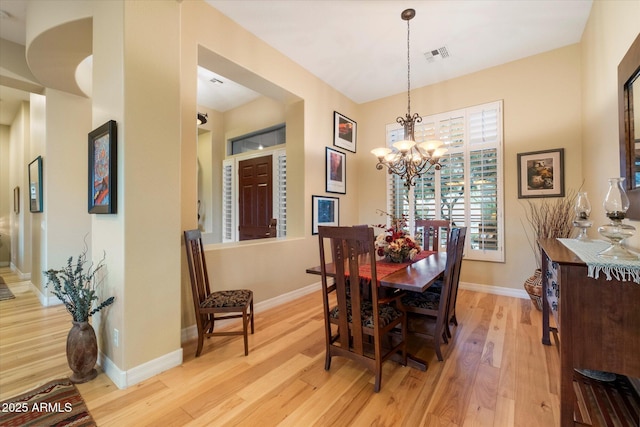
(305, 251, 447, 371)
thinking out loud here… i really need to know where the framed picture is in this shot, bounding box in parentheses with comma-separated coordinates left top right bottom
(88, 120, 117, 214)
(326, 147, 346, 194)
(13, 187, 19, 214)
(333, 111, 356, 153)
(517, 148, 565, 198)
(312, 195, 339, 235)
(28, 156, 43, 212)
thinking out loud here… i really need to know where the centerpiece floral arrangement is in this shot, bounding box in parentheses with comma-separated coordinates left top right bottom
(373, 210, 421, 263)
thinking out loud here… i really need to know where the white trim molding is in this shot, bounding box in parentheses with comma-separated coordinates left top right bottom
(99, 348, 183, 390)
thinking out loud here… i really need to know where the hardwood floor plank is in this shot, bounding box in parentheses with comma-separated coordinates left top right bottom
(0, 267, 564, 426)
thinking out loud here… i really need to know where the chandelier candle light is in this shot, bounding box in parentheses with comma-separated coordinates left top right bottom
(371, 9, 447, 188)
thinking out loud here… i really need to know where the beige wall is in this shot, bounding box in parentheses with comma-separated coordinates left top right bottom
(179, 1, 359, 324)
(580, 0, 640, 248)
(357, 44, 583, 290)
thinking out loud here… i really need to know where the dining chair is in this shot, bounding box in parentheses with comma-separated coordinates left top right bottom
(317, 225, 407, 392)
(414, 219, 450, 252)
(183, 229, 254, 357)
(443, 227, 466, 338)
(399, 227, 461, 361)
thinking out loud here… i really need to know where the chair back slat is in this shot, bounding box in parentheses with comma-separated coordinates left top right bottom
(415, 219, 450, 251)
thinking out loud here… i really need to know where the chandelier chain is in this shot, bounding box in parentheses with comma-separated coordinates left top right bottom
(406, 17, 411, 117)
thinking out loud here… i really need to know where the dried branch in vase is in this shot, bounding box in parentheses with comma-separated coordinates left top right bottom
(522, 190, 577, 268)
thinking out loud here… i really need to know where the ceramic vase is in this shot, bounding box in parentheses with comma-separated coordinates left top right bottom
(523, 269, 543, 311)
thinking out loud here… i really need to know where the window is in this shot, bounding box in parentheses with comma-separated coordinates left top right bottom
(230, 124, 286, 155)
(385, 100, 504, 262)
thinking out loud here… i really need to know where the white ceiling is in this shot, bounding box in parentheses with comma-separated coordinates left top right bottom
(0, 0, 593, 125)
(206, 0, 593, 104)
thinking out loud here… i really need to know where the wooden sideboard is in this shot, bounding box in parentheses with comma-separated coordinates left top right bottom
(539, 238, 640, 426)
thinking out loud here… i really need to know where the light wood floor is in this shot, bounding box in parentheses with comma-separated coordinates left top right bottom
(0, 267, 562, 426)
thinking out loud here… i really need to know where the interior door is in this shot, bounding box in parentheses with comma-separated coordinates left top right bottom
(238, 155, 274, 240)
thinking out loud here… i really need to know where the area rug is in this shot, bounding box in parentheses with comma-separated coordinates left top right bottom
(0, 277, 15, 301)
(0, 378, 96, 426)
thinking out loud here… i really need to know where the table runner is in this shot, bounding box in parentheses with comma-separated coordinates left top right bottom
(558, 238, 640, 284)
(352, 251, 435, 283)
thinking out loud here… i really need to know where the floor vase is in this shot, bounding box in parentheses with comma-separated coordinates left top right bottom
(67, 321, 98, 383)
(523, 268, 543, 311)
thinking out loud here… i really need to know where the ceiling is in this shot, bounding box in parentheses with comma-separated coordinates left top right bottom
(0, 0, 593, 125)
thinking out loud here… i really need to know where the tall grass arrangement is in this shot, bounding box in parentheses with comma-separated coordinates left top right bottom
(522, 190, 577, 268)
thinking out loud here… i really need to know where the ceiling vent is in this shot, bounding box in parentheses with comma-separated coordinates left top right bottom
(424, 46, 450, 63)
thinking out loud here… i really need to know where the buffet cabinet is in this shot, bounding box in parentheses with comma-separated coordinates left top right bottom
(539, 239, 640, 426)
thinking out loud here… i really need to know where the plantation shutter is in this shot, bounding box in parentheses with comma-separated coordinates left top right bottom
(466, 103, 503, 260)
(222, 159, 235, 242)
(385, 124, 411, 226)
(274, 150, 287, 237)
(385, 100, 504, 262)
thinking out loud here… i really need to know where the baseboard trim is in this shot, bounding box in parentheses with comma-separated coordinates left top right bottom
(99, 348, 183, 390)
(30, 283, 64, 307)
(10, 264, 31, 280)
(460, 281, 529, 299)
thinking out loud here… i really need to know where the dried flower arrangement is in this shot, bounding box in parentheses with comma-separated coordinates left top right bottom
(522, 190, 577, 268)
(44, 250, 114, 322)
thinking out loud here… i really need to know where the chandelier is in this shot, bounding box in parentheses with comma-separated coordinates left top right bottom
(371, 9, 447, 188)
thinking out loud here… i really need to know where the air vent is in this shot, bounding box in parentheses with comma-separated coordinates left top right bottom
(424, 46, 450, 63)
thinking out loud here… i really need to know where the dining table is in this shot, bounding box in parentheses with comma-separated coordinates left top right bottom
(305, 250, 447, 371)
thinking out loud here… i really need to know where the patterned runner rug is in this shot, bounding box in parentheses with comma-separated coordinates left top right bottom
(0, 276, 15, 301)
(0, 378, 96, 426)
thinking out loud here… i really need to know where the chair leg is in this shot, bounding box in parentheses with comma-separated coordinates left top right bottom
(250, 300, 255, 334)
(195, 330, 205, 357)
(324, 351, 332, 371)
(242, 309, 250, 356)
(374, 360, 382, 392)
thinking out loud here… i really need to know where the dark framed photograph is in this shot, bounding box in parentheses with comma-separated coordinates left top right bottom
(517, 148, 565, 198)
(312, 195, 339, 235)
(28, 156, 43, 212)
(88, 120, 117, 214)
(333, 111, 356, 153)
(326, 147, 346, 194)
(13, 187, 19, 214)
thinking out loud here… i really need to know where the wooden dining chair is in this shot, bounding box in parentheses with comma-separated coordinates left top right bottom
(183, 229, 254, 357)
(399, 227, 461, 361)
(444, 227, 466, 338)
(415, 219, 450, 252)
(317, 225, 407, 392)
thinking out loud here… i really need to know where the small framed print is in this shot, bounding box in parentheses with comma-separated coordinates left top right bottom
(312, 195, 339, 235)
(517, 148, 565, 198)
(333, 111, 356, 153)
(326, 147, 346, 194)
(28, 156, 43, 213)
(88, 120, 117, 214)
